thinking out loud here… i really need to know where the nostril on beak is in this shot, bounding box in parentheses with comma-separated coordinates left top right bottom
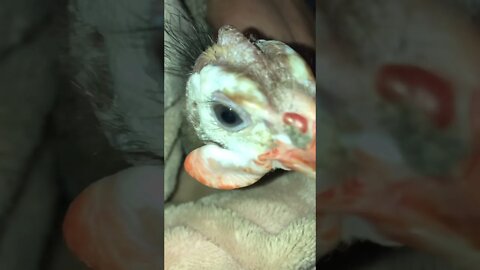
(283, 112, 308, 134)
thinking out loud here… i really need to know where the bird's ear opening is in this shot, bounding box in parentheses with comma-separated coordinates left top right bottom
(184, 144, 270, 189)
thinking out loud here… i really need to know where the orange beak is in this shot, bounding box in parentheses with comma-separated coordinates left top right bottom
(258, 112, 316, 178)
(275, 137, 316, 178)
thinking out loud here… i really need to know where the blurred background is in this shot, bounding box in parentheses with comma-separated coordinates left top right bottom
(0, 0, 130, 269)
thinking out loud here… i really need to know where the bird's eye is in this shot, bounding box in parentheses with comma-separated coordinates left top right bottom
(213, 104, 243, 127)
(211, 92, 250, 131)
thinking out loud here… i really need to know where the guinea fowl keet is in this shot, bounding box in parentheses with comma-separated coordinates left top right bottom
(184, 25, 316, 189)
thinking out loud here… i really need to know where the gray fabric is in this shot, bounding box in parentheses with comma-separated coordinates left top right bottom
(0, 1, 59, 268)
(164, 0, 188, 200)
(0, 28, 56, 224)
(0, 145, 57, 270)
(0, 0, 57, 53)
(69, 0, 164, 165)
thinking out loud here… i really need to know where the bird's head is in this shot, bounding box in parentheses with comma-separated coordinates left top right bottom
(184, 25, 315, 189)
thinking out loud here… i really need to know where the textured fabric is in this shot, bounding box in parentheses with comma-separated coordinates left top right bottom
(0, 1, 59, 268)
(69, 0, 164, 165)
(165, 172, 316, 270)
